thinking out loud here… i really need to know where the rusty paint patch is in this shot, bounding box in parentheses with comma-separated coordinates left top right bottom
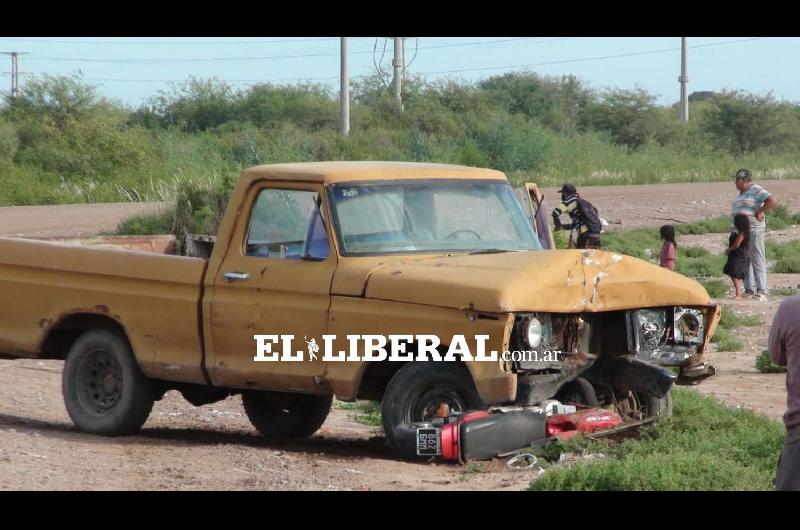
(30, 235, 177, 254)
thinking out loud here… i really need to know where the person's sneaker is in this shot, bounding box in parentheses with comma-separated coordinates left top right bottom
(743, 291, 756, 299)
(755, 293, 769, 301)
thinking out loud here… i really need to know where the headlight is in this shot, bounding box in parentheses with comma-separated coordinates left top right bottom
(635, 309, 667, 351)
(526, 317, 543, 348)
(674, 307, 705, 344)
(627, 307, 705, 366)
(513, 313, 589, 361)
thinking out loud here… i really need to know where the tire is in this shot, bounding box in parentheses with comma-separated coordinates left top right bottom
(646, 389, 673, 419)
(556, 377, 600, 407)
(62, 329, 156, 436)
(381, 362, 484, 459)
(242, 390, 332, 438)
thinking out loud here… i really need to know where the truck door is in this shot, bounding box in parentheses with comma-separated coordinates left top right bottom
(514, 183, 555, 250)
(204, 181, 336, 394)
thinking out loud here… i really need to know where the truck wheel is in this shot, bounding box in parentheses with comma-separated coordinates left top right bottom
(242, 391, 332, 438)
(556, 377, 600, 407)
(381, 362, 484, 459)
(62, 330, 156, 436)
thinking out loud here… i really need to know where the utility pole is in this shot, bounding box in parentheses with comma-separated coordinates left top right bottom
(2, 51, 28, 99)
(679, 37, 689, 124)
(392, 37, 404, 111)
(340, 37, 350, 137)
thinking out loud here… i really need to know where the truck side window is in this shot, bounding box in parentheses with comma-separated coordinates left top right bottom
(245, 189, 329, 260)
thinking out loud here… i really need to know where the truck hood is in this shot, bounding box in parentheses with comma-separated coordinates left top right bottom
(335, 249, 712, 313)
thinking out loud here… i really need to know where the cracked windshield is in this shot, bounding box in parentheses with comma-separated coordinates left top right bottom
(330, 179, 542, 255)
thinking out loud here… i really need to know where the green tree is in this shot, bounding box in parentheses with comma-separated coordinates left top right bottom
(582, 88, 674, 149)
(149, 77, 237, 132)
(234, 83, 339, 130)
(702, 90, 797, 152)
(479, 72, 593, 135)
(3, 74, 109, 127)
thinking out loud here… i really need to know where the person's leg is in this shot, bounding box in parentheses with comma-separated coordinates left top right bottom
(576, 233, 587, 249)
(732, 278, 742, 299)
(751, 230, 767, 295)
(744, 240, 756, 295)
(776, 437, 800, 491)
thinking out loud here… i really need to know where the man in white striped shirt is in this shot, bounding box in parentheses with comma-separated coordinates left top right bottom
(731, 168, 777, 301)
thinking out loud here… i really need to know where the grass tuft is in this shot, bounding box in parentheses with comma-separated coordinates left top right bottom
(529, 389, 784, 491)
(755, 350, 788, 374)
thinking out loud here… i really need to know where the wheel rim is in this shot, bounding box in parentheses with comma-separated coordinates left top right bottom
(407, 387, 468, 423)
(615, 390, 647, 421)
(76, 349, 123, 416)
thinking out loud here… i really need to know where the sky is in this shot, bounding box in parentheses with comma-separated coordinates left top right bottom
(0, 36, 796, 108)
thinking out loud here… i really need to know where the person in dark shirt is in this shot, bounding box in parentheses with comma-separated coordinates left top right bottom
(552, 183, 600, 249)
(769, 294, 800, 490)
(722, 214, 751, 299)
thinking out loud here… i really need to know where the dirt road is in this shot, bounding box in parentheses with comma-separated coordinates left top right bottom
(0, 202, 166, 238)
(0, 361, 534, 491)
(0, 180, 797, 490)
(0, 179, 797, 238)
(541, 179, 800, 231)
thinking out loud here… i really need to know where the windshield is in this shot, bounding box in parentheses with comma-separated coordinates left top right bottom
(328, 179, 542, 256)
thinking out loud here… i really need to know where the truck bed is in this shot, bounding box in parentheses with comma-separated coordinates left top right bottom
(0, 236, 209, 384)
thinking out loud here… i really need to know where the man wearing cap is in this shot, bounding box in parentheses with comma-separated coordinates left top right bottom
(552, 183, 601, 249)
(731, 168, 777, 301)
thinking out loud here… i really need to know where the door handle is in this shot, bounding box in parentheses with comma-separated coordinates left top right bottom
(223, 271, 250, 282)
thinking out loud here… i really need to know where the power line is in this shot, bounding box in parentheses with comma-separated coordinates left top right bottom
(79, 75, 348, 83)
(420, 37, 570, 49)
(417, 37, 768, 76)
(18, 37, 769, 88)
(0, 37, 340, 45)
(24, 37, 572, 64)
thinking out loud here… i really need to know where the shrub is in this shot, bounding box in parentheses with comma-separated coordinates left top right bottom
(718, 306, 763, 329)
(767, 240, 800, 273)
(699, 279, 729, 298)
(711, 328, 743, 352)
(770, 286, 798, 297)
(148, 77, 238, 132)
(681, 246, 709, 258)
(115, 208, 176, 236)
(675, 216, 730, 235)
(755, 350, 787, 374)
(0, 120, 19, 166)
(702, 90, 797, 153)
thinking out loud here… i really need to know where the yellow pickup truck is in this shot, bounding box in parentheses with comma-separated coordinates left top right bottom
(0, 162, 720, 457)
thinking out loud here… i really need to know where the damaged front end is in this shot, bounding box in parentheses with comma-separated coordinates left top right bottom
(510, 304, 720, 411)
(626, 305, 720, 384)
